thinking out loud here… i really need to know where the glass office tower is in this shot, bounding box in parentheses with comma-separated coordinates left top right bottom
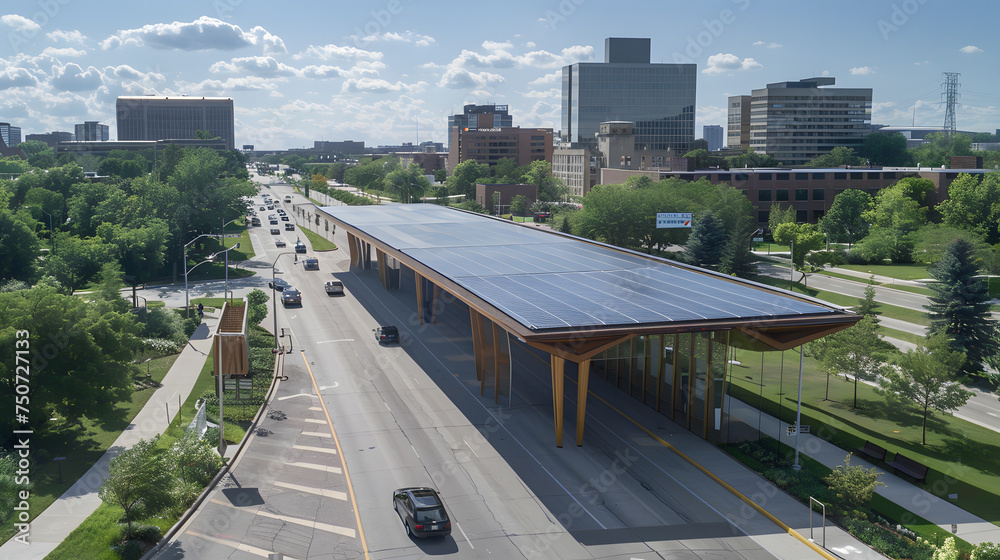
(561, 38, 696, 153)
(116, 96, 235, 150)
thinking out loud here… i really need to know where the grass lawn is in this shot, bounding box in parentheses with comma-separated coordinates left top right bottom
(299, 225, 337, 251)
(0, 353, 180, 546)
(752, 242, 790, 254)
(838, 263, 930, 281)
(878, 327, 926, 347)
(726, 346, 1000, 525)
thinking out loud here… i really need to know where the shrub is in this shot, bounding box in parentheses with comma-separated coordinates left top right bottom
(824, 454, 886, 508)
(172, 431, 223, 486)
(934, 536, 961, 560)
(973, 542, 1000, 560)
(130, 523, 162, 542)
(142, 308, 187, 342)
(182, 316, 200, 338)
(142, 338, 182, 358)
(111, 538, 142, 560)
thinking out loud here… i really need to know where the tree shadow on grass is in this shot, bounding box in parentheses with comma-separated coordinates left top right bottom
(824, 397, 963, 441)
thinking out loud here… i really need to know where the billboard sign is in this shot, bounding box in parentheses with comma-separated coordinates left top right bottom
(656, 212, 693, 228)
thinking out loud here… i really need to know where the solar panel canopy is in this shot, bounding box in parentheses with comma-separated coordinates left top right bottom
(321, 204, 848, 333)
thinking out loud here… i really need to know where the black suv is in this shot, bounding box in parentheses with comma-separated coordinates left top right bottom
(374, 326, 398, 344)
(392, 487, 451, 538)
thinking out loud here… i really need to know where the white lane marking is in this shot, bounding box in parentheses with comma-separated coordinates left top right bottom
(274, 480, 347, 501)
(255, 508, 356, 538)
(304, 418, 327, 424)
(278, 393, 317, 401)
(292, 444, 337, 454)
(464, 440, 480, 458)
(286, 461, 342, 474)
(301, 431, 331, 438)
(456, 521, 474, 549)
(184, 530, 302, 559)
(411, 444, 419, 458)
(308, 407, 323, 411)
(316, 339, 355, 344)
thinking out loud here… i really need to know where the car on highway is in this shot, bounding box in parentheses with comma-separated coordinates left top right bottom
(259, 205, 266, 211)
(270, 228, 280, 235)
(303, 256, 319, 270)
(275, 239, 286, 247)
(392, 487, 451, 538)
(284, 195, 292, 203)
(281, 215, 290, 221)
(268, 278, 292, 292)
(295, 241, 307, 253)
(276, 208, 286, 215)
(374, 325, 398, 344)
(284, 223, 295, 231)
(281, 289, 301, 306)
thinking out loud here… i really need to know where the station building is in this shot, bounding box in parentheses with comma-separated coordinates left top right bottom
(319, 204, 859, 446)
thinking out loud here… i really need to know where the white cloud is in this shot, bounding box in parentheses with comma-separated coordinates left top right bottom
(437, 67, 504, 90)
(451, 42, 593, 70)
(46, 29, 87, 44)
(294, 44, 383, 61)
(100, 16, 286, 53)
(959, 45, 983, 54)
(523, 88, 559, 99)
(41, 47, 87, 58)
(341, 78, 426, 94)
(1, 14, 40, 33)
(348, 30, 436, 47)
(752, 40, 782, 48)
(702, 53, 762, 74)
(850, 66, 875, 75)
(210, 56, 300, 77)
(50, 62, 103, 91)
(528, 70, 561, 86)
(0, 66, 39, 89)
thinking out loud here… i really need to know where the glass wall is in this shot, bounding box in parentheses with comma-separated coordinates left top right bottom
(590, 331, 730, 440)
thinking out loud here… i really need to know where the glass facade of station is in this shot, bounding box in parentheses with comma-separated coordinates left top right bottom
(590, 333, 730, 440)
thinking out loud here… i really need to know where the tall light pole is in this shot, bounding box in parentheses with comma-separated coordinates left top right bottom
(184, 233, 221, 317)
(271, 252, 295, 350)
(212, 243, 241, 304)
(793, 344, 805, 470)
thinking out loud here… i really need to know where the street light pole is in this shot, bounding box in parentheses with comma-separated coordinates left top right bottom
(213, 243, 241, 305)
(184, 233, 221, 318)
(793, 344, 805, 470)
(271, 252, 294, 351)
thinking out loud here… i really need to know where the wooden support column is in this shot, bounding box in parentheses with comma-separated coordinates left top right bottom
(432, 284, 439, 324)
(347, 232, 359, 268)
(576, 359, 591, 447)
(551, 355, 565, 448)
(376, 248, 387, 288)
(414, 272, 424, 324)
(469, 309, 484, 381)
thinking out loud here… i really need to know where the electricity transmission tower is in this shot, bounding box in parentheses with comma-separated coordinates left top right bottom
(942, 72, 961, 134)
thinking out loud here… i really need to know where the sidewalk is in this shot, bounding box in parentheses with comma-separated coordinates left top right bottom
(3, 313, 220, 560)
(728, 398, 1000, 547)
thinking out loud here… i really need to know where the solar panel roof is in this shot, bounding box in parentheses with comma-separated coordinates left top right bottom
(321, 204, 848, 333)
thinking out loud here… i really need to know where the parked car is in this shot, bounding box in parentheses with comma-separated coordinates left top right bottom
(303, 256, 319, 270)
(268, 278, 292, 292)
(374, 325, 399, 344)
(281, 289, 301, 306)
(392, 487, 451, 538)
(275, 239, 286, 247)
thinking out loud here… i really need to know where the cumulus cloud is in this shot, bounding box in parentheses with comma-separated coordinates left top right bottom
(0, 66, 39, 89)
(50, 62, 103, 91)
(348, 30, 436, 47)
(528, 70, 561, 86)
(959, 45, 983, 54)
(341, 78, 426, 94)
(850, 66, 875, 75)
(100, 16, 286, 53)
(523, 88, 559, 99)
(41, 47, 87, 58)
(47, 29, 87, 44)
(437, 67, 504, 90)
(451, 41, 592, 69)
(702, 53, 762, 74)
(210, 56, 299, 77)
(294, 44, 383, 61)
(752, 40, 782, 48)
(1, 14, 40, 33)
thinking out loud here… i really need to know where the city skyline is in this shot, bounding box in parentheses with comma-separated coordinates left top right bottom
(0, 0, 997, 150)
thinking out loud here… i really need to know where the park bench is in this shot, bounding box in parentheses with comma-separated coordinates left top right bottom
(856, 441, 887, 462)
(887, 452, 928, 483)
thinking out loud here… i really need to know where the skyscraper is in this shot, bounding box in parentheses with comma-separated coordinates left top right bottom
(0, 123, 22, 148)
(116, 96, 235, 150)
(75, 121, 110, 142)
(703, 125, 723, 152)
(735, 77, 872, 166)
(561, 38, 696, 152)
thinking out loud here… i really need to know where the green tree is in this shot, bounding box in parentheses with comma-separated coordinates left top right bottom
(937, 171, 1000, 244)
(824, 454, 886, 508)
(445, 160, 491, 200)
(878, 332, 972, 445)
(510, 194, 527, 216)
(246, 289, 269, 327)
(521, 160, 568, 202)
(811, 315, 894, 407)
(0, 207, 41, 281)
(0, 156, 31, 174)
(683, 212, 727, 269)
(856, 276, 881, 323)
(383, 163, 429, 203)
(806, 146, 864, 168)
(41, 234, 112, 293)
(15, 140, 51, 158)
(768, 202, 796, 236)
(492, 157, 521, 183)
(171, 431, 222, 485)
(925, 238, 999, 376)
(718, 217, 758, 279)
(433, 168, 446, 183)
(971, 542, 1000, 560)
(725, 150, 779, 169)
(559, 215, 572, 234)
(98, 438, 173, 539)
(773, 222, 825, 268)
(859, 132, 912, 167)
(818, 189, 872, 247)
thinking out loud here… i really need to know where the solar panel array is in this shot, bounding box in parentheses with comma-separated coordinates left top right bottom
(322, 205, 842, 332)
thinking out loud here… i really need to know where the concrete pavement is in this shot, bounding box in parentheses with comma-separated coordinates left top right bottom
(2, 312, 220, 560)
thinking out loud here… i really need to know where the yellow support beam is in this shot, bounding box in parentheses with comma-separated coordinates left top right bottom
(576, 359, 590, 447)
(551, 355, 564, 448)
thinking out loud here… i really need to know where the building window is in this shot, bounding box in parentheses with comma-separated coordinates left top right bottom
(834, 172, 847, 180)
(813, 189, 825, 201)
(758, 190, 772, 202)
(795, 173, 809, 180)
(759, 173, 772, 180)
(812, 173, 826, 180)
(776, 189, 789, 201)
(795, 189, 808, 201)
(851, 172, 863, 180)
(883, 172, 896, 179)
(758, 211, 770, 223)
(867, 173, 880, 180)
(796, 210, 808, 222)
(776, 173, 789, 181)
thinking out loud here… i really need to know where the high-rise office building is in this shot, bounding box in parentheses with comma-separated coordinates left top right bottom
(75, 121, 109, 142)
(735, 77, 872, 166)
(0, 123, 22, 148)
(703, 125, 724, 151)
(447, 103, 513, 164)
(116, 96, 235, 150)
(727, 95, 751, 150)
(448, 127, 552, 171)
(25, 131, 75, 147)
(561, 38, 696, 152)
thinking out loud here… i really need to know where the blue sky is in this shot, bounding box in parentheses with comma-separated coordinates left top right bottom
(0, 0, 996, 150)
